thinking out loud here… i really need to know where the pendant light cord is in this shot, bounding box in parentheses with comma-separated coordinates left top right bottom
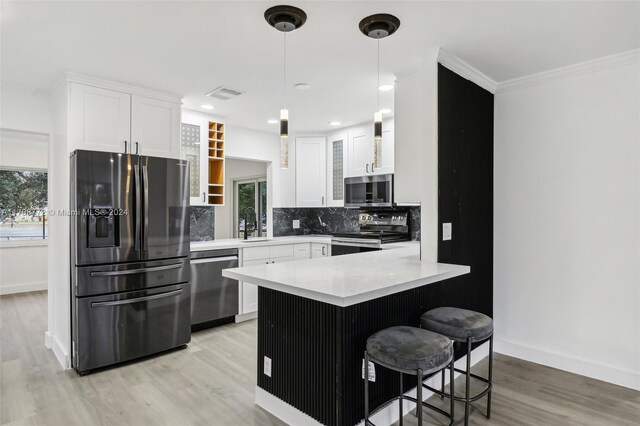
(377, 38, 381, 111)
(283, 31, 287, 109)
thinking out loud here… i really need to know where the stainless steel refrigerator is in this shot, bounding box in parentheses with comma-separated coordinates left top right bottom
(70, 150, 191, 374)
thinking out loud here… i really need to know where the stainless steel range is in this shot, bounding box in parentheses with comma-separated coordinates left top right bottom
(331, 210, 409, 256)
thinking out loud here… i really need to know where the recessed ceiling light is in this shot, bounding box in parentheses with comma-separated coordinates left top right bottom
(294, 83, 311, 90)
(378, 84, 394, 91)
(380, 108, 392, 114)
(328, 121, 341, 126)
(201, 104, 215, 110)
(267, 119, 279, 124)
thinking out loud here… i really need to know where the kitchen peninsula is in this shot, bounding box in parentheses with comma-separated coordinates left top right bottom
(223, 243, 470, 425)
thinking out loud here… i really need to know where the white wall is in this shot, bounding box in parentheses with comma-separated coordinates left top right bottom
(394, 49, 439, 261)
(1, 82, 52, 134)
(494, 53, 640, 390)
(0, 243, 48, 294)
(215, 158, 267, 239)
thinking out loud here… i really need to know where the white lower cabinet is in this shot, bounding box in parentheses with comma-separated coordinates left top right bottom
(238, 244, 296, 317)
(294, 243, 311, 260)
(311, 243, 330, 258)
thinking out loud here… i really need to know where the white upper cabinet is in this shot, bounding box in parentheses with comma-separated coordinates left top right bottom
(295, 137, 326, 207)
(348, 128, 370, 176)
(326, 133, 348, 207)
(347, 122, 394, 176)
(69, 83, 131, 154)
(131, 95, 181, 158)
(64, 74, 182, 159)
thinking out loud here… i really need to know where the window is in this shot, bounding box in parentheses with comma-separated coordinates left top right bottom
(235, 177, 267, 239)
(0, 169, 48, 240)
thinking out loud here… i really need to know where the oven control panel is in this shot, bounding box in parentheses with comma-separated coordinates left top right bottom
(358, 212, 408, 226)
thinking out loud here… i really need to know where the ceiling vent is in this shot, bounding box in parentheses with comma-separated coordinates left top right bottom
(206, 86, 245, 100)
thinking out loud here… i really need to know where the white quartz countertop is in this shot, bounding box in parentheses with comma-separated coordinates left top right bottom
(222, 242, 470, 306)
(190, 235, 332, 251)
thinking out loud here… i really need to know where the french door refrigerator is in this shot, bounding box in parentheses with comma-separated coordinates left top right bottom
(70, 150, 191, 374)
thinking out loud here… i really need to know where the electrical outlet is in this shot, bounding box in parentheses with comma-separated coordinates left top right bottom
(443, 223, 452, 241)
(292, 220, 300, 229)
(264, 356, 272, 377)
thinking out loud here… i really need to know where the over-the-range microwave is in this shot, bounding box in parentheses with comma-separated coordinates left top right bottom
(344, 173, 394, 208)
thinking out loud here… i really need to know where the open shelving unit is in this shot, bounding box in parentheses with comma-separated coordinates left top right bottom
(207, 121, 225, 205)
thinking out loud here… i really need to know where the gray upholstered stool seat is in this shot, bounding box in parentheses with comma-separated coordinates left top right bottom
(420, 307, 494, 426)
(420, 307, 493, 342)
(366, 326, 453, 374)
(364, 326, 455, 426)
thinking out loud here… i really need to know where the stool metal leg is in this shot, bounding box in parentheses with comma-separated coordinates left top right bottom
(399, 372, 403, 426)
(364, 351, 370, 424)
(487, 334, 493, 419)
(465, 337, 472, 426)
(416, 369, 423, 425)
(441, 368, 445, 399)
(450, 358, 455, 422)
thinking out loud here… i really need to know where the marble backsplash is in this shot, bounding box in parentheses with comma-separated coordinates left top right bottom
(189, 206, 215, 241)
(273, 206, 421, 241)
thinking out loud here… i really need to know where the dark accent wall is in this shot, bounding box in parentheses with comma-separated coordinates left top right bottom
(189, 206, 215, 241)
(437, 64, 494, 317)
(272, 206, 421, 240)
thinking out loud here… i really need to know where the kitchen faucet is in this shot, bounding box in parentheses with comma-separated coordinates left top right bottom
(243, 207, 257, 240)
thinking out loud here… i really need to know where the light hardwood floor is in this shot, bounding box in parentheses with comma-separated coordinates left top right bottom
(1, 291, 638, 426)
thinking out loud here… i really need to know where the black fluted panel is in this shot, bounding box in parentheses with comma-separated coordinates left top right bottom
(258, 278, 481, 426)
(258, 287, 338, 424)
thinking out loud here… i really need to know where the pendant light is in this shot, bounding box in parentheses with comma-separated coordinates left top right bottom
(265, 5, 307, 169)
(359, 14, 400, 169)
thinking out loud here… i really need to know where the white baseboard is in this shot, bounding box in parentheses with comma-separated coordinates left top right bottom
(0, 281, 47, 295)
(494, 338, 640, 391)
(255, 342, 489, 426)
(235, 311, 257, 323)
(255, 386, 322, 426)
(51, 334, 70, 369)
(44, 331, 53, 349)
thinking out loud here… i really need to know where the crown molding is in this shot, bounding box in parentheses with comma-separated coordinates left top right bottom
(437, 48, 498, 94)
(496, 49, 640, 94)
(52, 71, 182, 103)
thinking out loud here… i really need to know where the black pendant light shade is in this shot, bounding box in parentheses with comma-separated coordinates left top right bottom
(265, 5, 307, 32)
(359, 14, 400, 39)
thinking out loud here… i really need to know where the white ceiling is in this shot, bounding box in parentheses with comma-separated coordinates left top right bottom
(2, 1, 638, 134)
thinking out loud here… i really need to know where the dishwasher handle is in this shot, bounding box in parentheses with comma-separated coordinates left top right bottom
(190, 256, 238, 265)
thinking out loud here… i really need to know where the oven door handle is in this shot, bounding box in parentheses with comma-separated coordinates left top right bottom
(331, 238, 381, 248)
(91, 288, 183, 308)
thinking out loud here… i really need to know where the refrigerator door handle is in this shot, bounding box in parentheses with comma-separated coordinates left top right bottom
(90, 288, 183, 308)
(142, 165, 149, 252)
(89, 263, 183, 277)
(133, 165, 141, 252)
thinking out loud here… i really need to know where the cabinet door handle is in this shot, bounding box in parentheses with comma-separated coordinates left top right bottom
(371, 162, 375, 173)
(322, 246, 325, 256)
(202, 192, 206, 202)
(123, 141, 128, 153)
(135, 142, 139, 154)
(366, 163, 369, 173)
(321, 196, 325, 205)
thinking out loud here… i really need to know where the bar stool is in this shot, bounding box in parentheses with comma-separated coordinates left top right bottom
(364, 326, 455, 426)
(420, 307, 494, 426)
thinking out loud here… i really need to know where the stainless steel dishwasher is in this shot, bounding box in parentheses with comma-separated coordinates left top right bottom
(190, 248, 239, 330)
